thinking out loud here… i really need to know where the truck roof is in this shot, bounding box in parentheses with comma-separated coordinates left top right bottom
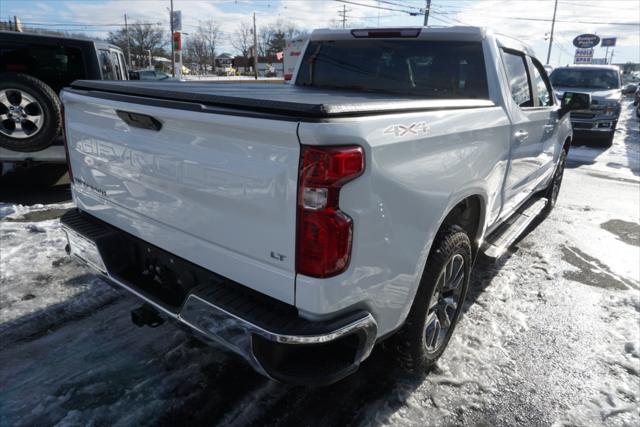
(310, 26, 486, 42)
(552, 64, 621, 71)
(308, 26, 537, 59)
(0, 30, 122, 51)
(68, 80, 494, 119)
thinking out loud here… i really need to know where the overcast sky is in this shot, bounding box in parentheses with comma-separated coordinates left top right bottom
(1, 0, 638, 66)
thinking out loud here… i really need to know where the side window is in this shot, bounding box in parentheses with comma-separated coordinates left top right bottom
(98, 49, 116, 80)
(531, 58, 554, 106)
(501, 50, 533, 108)
(110, 51, 122, 80)
(117, 52, 128, 78)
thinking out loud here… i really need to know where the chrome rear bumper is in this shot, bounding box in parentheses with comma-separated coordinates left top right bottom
(61, 209, 377, 386)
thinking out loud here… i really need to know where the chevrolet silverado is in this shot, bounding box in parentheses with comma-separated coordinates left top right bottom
(60, 27, 589, 386)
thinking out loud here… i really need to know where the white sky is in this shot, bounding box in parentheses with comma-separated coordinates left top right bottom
(1, 0, 639, 65)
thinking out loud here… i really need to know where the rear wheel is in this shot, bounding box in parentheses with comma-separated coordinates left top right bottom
(0, 73, 61, 152)
(387, 226, 472, 372)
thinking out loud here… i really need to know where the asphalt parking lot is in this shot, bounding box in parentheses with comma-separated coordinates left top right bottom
(0, 100, 638, 426)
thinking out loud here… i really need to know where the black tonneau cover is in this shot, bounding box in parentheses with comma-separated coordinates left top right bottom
(69, 80, 494, 118)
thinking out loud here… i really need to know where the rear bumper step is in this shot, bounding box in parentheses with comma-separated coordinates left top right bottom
(60, 209, 377, 386)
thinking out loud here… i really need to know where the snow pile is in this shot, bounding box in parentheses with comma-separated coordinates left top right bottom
(0, 202, 120, 345)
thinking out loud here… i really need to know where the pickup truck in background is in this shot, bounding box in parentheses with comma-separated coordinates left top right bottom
(60, 27, 589, 386)
(550, 65, 622, 146)
(0, 31, 127, 168)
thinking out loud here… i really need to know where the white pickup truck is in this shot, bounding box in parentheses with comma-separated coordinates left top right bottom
(60, 27, 589, 386)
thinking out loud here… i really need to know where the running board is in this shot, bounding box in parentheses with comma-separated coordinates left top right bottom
(482, 198, 548, 259)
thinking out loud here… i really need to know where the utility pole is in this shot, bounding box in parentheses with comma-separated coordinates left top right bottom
(170, 0, 175, 76)
(545, 0, 558, 65)
(338, 5, 350, 29)
(124, 13, 132, 68)
(609, 48, 615, 65)
(424, 0, 431, 27)
(253, 11, 258, 80)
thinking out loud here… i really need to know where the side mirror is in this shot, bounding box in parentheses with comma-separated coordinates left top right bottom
(560, 92, 591, 117)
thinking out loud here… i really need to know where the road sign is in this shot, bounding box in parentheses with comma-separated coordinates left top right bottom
(172, 10, 182, 31)
(573, 34, 600, 48)
(574, 48, 593, 64)
(601, 37, 616, 47)
(591, 58, 607, 65)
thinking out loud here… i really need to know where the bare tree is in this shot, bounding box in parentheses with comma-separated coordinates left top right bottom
(257, 25, 273, 57)
(185, 34, 208, 74)
(196, 20, 221, 73)
(231, 21, 252, 61)
(108, 22, 166, 68)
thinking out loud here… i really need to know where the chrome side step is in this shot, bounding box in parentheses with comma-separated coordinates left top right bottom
(482, 198, 548, 259)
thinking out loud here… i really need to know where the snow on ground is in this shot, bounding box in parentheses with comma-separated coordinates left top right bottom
(567, 101, 640, 180)
(0, 100, 638, 426)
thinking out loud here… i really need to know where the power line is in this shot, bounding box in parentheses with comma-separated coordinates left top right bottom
(334, 0, 423, 16)
(16, 21, 161, 27)
(377, 0, 422, 10)
(487, 16, 639, 26)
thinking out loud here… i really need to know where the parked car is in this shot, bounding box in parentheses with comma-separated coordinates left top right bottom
(60, 26, 587, 386)
(128, 69, 181, 81)
(550, 65, 622, 146)
(623, 83, 637, 95)
(0, 31, 127, 159)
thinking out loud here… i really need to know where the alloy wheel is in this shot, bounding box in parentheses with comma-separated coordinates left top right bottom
(0, 89, 45, 139)
(424, 253, 466, 353)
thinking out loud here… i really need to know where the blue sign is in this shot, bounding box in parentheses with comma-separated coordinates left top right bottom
(573, 34, 600, 48)
(601, 37, 616, 47)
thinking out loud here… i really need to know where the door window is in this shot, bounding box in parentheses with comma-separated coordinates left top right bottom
(501, 50, 533, 108)
(110, 51, 123, 80)
(116, 52, 128, 79)
(531, 58, 554, 106)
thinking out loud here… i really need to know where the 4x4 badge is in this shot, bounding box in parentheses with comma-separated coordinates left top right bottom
(383, 121, 430, 137)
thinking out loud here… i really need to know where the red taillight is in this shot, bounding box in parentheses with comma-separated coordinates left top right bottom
(296, 146, 364, 278)
(60, 103, 73, 182)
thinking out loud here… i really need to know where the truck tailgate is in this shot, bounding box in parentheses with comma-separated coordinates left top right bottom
(61, 90, 299, 304)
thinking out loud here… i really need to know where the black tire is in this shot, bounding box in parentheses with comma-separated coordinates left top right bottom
(387, 226, 472, 372)
(601, 133, 614, 148)
(0, 72, 61, 152)
(541, 147, 568, 218)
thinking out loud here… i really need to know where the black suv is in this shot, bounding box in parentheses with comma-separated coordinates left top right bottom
(0, 31, 128, 152)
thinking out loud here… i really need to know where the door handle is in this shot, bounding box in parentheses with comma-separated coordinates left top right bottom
(514, 129, 529, 141)
(116, 110, 162, 131)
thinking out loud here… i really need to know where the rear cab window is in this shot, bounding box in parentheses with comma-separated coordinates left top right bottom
(296, 40, 489, 99)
